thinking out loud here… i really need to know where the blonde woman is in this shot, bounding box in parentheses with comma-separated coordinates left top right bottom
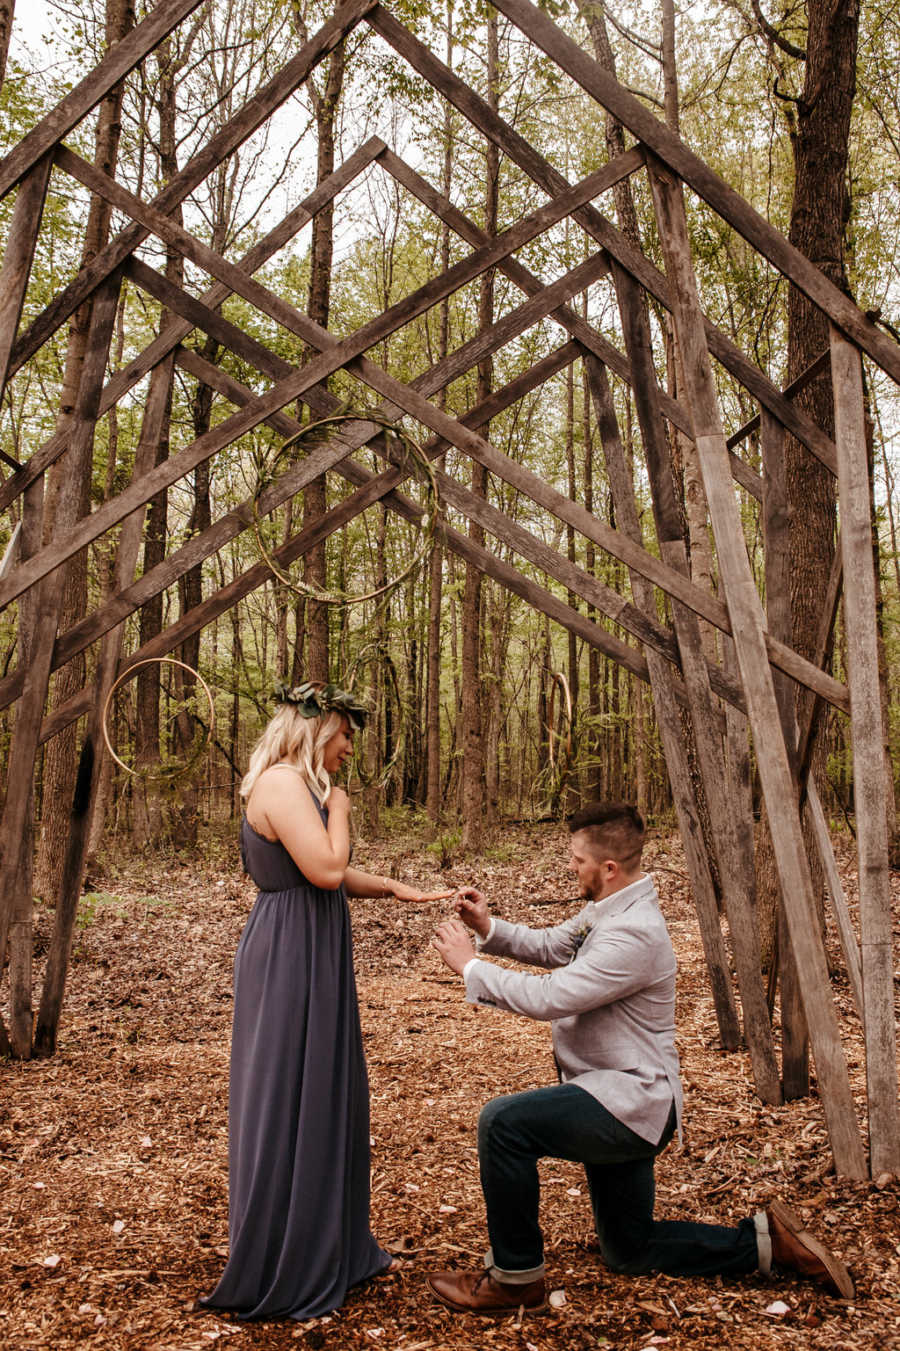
(201, 682, 451, 1321)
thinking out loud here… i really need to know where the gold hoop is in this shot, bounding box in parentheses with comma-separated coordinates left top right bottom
(343, 643, 404, 792)
(101, 657, 216, 781)
(251, 411, 439, 608)
(546, 670, 573, 770)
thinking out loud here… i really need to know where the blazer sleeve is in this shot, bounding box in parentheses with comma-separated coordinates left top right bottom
(465, 920, 667, 1021)
(479, 908, 588, 969)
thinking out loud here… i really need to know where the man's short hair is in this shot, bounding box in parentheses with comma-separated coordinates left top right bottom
(568, 802, 645, 869)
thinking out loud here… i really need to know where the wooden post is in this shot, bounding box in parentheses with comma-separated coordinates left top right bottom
(760, 409, 809, 1097)
(586, 355, 740, 1049)
(830, 326, 900, 1175)
(0, 274, 121, 1057)
(646, 155, 865, 1177)
(0, 153, 53, 407)
(33, 350, 180, 1056)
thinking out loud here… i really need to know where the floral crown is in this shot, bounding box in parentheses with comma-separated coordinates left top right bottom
(273, 680, 369, 731)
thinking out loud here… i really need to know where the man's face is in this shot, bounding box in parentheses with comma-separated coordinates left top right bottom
(568, 830, 616, 901)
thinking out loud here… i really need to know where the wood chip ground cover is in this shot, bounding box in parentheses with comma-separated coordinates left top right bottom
(1, 822, 898, 1350)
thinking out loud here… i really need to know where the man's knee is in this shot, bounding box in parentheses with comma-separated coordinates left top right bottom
(478, 1094, 525, 1155)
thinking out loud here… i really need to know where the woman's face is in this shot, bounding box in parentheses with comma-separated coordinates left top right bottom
(322, 716, 355, 775)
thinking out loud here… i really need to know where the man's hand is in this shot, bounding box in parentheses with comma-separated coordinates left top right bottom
(454, 887, 491, 937)
(433, 918, 476, 975)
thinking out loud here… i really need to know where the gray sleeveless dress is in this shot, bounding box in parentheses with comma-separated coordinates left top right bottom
(201, 801, 390, 1320)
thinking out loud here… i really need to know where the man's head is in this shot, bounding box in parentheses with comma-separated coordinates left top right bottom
(567, 802, 645, 902)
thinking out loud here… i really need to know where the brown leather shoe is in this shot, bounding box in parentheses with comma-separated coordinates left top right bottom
(767, 1200, 854, 1299)
(426, 1268, 546, 1314)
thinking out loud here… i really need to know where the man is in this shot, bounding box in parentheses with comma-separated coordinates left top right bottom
(428, 802, 854, 1314)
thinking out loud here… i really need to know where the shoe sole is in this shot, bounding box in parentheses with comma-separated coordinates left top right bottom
(769, 1200, 855, 1299)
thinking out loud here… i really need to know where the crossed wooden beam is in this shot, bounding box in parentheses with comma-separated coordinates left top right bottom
(0, 0, 896, 1175)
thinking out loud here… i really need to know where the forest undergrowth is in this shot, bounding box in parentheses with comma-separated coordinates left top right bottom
(1, 819, 898, 1351)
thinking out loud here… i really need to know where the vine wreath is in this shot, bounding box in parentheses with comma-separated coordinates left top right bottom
(251, 409, 440, 608)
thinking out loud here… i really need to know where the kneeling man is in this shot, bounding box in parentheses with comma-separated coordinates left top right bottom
(429, 802, 853, 1313)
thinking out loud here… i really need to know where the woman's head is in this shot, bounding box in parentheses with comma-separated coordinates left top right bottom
(240, 681, 367, 803)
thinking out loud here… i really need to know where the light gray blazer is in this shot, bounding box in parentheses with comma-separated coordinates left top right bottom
(464, 874, 683, 1146)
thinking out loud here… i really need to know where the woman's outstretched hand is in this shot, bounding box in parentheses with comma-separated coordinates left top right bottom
(387, 879, 456, 904)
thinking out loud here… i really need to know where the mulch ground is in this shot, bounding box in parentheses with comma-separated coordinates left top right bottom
(1, 818, 898, 1351)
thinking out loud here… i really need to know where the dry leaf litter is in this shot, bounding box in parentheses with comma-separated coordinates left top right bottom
(1, 822, 898, 1351)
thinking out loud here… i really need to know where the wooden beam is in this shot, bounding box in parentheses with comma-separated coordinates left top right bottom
(727, 350, 831, 452)
(0, 137, 384, 515)
(647, 153, 866, 1177)
(603, 242, 781, 1102)
(0, 225, 846, 718)
(830, 325, 900, 1175)
(0, 153, 53, 415)
(7, 0, 378, 376)
(367, 5, 843, 476)
(586, 354, 741, 1050)
(0, 0, 205, 202)
(489, 0, 900, 386)
(378, 146, 762, 501)
(761, 408, 809, 1098)
(18, 342, 579, 729)
(0, 275, 121, 1050)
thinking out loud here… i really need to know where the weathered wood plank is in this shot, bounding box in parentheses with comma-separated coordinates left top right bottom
(647, 154, 866, 1177)
(0, 153, 53, 417)
(488, 0, 900, 386)
(603, 251, 781, 1101)
(0, 0, 205, 202)
(830, 325, 900, 1175)
(19, 342, 580, 728)
(0, 275, 120, 1054)
(761, 408, 808, 1098)
(727, 350, 831, 452)
(0, 138, 384, 516)
(368, 6, 843, 476)
(587, 354, 741, 1049)
(379, 146, 762, 500)
(8, 0, 378, 376)
(0, 230, 846, 719)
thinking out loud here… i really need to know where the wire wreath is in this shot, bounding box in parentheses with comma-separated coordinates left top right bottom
(101, 657, 216, 783)
(546, 670, 573, 772)
(343, 643, 405, 792)
(251, 409, 440, 608)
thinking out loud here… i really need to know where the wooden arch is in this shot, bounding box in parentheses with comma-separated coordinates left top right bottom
(0, 0, 896, 1181)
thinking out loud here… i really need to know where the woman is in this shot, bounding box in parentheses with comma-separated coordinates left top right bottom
(201, 680, 450, 1321)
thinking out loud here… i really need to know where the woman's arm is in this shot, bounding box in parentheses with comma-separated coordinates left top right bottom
(250, 771, 351, 889)
(344, 866, 454, 904)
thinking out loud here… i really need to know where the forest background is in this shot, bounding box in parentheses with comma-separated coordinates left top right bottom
(1, 0, 899, 884)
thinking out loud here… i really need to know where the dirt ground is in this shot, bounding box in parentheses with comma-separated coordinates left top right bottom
(1, 819, 898, 1351)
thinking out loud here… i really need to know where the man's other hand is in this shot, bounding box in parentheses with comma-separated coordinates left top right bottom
(454, 888, 491, 937)
(433, 918, 476, 975)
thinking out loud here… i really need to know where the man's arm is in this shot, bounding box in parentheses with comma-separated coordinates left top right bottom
(437, 914, 671, 1021)
(455, 887, 584, 969)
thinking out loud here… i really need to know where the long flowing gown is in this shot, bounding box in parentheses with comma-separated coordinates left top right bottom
(201, 804, 389, 1320)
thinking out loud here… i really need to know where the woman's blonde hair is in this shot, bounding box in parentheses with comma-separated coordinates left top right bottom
(240, 704, 345, 804)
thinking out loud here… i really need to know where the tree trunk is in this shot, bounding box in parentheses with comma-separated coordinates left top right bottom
(460, 10, 498, 847)
(293, 17, 346, 683)
(34, 0, 134, 898)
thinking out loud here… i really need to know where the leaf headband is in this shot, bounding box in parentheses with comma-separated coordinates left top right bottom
(273, 680, 369, 732)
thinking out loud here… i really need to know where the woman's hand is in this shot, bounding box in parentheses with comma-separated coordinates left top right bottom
(454, 887, 491, 937)
(387, 879, 456, 905)
(328, 785, 351, 813)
